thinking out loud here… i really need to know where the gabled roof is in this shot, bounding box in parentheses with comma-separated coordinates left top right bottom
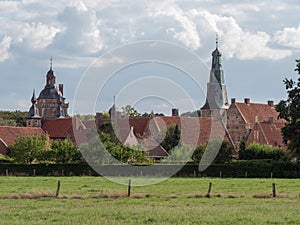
(139, 137, 169, 158)
(0, 126, 45, 147)
(151, 116, 232, 147)
(247, 121, 286, 150)
(42, 117, 87, 145)
(233, 102, 285, 129)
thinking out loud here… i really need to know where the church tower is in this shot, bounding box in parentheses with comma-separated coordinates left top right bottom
(36, 58, 69, 120)
(201, 37, 229, 118)
(27, 90, 42, 127)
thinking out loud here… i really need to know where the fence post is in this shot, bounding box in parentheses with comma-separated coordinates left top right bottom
(219, 170, 222, 178)
(206, 182, 212, 198)
(33, 169, 36, 176)
(5, 169, 8, 176)
(56, 180, 61, 198)
(127, 179, 131, 197)
(272, 183, 276, 198)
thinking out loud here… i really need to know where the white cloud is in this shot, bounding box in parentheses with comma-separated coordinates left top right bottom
(17, 22, 61, 49)
(273, 23, 300, 48)
(0, 35, 12, 62)
(54, 1, 103, 55)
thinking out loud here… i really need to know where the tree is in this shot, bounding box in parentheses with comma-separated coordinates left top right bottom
(160, 124, 181, 152)
(239, 142, 287, 160)
(0, 110, 27, 126)
(277, 59, 300, 159)
(121, 105, 141, 118)
(51, 139, 82, 163)
(7, 134, 49, 164)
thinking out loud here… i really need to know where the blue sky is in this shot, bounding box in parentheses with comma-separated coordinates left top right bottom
(0, 0, 300, 115)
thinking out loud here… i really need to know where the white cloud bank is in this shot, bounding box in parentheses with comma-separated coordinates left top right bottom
(0, 0, 298, 65)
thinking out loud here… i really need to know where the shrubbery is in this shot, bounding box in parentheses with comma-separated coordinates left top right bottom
(239, 142, 288, 160)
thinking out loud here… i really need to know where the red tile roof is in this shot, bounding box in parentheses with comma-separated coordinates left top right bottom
(0, 126, 45, 147)
(247, 121, 286, 150)
(235, 102, 285, 129)
(42, 118, 87, 145)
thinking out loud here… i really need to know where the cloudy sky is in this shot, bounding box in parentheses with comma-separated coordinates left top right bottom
(1, 0, 300, 115)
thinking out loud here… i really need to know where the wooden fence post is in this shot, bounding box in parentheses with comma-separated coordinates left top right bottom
(206, 182, 212, 198)
(56, 180, 61, 198)
(33, 169, 36, 176)
(5, 169, 8, 176)
(127, 179, 131, 197)
(272, 183, 276, 198)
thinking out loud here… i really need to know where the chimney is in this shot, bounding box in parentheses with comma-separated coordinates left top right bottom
(268, 117, 274, 124)
(231, 98, 236, 104)
(172, 108, 179, 117)
(267, 100, 274, 107)
(59, 84, 63, 96)
(244, 98, 250, 104)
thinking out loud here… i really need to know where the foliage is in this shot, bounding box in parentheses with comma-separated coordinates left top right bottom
(0, 110, 27, 126)
(191, 140, 232, 163)
(121, 105, 141, 118)
(276, 59, 300, 159)
(7, 134, 82, 164)
(214, 140, 233, 163)
(7, 134, 49, 164)
(163, 145, 194, 163)
(73, 114, 95, 121)
(191, 144, 206, 162)
(51, 139, 82, 163)
(239, 142, 288, 160)
(81, 132, 148, 164)
(141, 112, 164, 117)
(160, 124, 181, 152)
(0, 154, 14, 163)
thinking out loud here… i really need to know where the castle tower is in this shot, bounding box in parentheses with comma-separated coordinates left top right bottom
(201, 37, 229, 118)
(36, 58, 69, 120)
(27, 90, 42, 127)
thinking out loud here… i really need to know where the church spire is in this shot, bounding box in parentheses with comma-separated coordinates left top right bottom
(211, 34, 224, 84)
(201, 38, 229, 117)
(27, 89, 41, 127)
(46, 57, 56, 86)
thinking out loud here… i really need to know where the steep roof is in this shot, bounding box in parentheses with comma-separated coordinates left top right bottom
(247, 121, 286, 150)
(152, 116, 231, 147)
(0, 126, 45, 147)
(42, 117, 87, 145)
(234, 102, 285, 129)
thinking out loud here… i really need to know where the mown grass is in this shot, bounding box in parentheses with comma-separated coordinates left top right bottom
(0, 177, 299, 224)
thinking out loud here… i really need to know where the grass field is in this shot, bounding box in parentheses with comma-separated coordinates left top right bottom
(0, 177, 299, 224)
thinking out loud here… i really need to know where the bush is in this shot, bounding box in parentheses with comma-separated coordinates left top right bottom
(239, 142, 288, 160)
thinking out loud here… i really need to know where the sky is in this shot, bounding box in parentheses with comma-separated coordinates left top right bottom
(0, 0, 300, 115)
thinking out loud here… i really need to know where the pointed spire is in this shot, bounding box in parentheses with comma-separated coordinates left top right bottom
(216, 33, 218, 49)
(28, 89, 40, 118)
(31, 89, 36, 104)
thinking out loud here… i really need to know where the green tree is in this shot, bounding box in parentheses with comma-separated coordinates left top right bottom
(239, 142, 287, 160)
(7, 134, 49, 164)
(276, 59, 300, 159)
(0, 110, 27, 126)
(160, 124, 181, 153)
(51, 139, 82, 163)
(121, 105, 141, 118)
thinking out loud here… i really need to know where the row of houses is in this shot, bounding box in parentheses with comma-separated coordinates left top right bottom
(0, 42, 287, 159)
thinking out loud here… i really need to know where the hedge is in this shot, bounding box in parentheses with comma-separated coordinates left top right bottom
(0, 160, 299, 178)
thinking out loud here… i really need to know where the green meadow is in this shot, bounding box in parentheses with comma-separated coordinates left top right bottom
(0, 177, 299, 224)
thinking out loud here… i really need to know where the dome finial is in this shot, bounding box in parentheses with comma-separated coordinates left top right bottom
(50, 56, 53, 70)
